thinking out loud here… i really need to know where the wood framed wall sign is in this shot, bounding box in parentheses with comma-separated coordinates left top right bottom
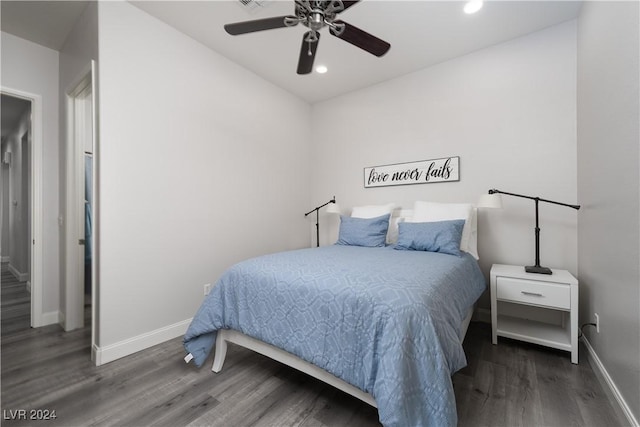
(364, 156, 460, 188)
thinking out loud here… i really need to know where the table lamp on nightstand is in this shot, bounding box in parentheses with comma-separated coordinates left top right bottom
(478, 189, 580, 275)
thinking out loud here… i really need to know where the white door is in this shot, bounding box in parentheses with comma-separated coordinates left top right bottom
(65, 64, 96, 343)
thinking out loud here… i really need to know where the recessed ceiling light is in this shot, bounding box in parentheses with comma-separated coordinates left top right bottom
(464, 0, 483, 14)
(316, 65, 328, 74)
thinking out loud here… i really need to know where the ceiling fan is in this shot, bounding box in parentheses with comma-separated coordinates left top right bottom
(224, 0, 390, 75)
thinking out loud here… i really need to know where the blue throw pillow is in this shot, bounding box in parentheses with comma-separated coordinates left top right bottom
(336, 214, 390, 247)
(394, 219, 465, 256)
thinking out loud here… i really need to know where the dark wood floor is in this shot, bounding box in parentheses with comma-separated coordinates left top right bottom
(1, 267, 626, 426)
(454, 324, 626, 427)
(1, 263, 30, 336)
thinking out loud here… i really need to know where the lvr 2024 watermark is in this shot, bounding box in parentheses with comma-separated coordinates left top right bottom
(3, 409, 57, 421)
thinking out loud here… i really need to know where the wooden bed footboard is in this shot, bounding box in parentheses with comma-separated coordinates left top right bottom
(211, 306, 475, 408)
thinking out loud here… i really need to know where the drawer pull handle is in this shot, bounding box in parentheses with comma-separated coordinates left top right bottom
(521, 291, 543, 297)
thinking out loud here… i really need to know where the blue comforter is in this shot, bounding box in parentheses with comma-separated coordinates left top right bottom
(184, 245, 485, 426)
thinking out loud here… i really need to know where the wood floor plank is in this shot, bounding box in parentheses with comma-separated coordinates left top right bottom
(502, 348, 544, 427)
(1, 265, 30, 335)
(186, 371, 285, 427)
(89, 369, 210, 426)
(534, 346, 587, 427)
(252, 372, 326, 427)
(462, 359, 508, 426)
(309, 385, 380, 427)
(571, 354, 625, 427)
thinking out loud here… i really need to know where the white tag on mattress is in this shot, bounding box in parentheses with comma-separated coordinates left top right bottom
(184, 353, 194, 363)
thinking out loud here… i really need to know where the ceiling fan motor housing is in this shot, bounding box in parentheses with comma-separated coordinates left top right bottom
(308, 11, 325, 31)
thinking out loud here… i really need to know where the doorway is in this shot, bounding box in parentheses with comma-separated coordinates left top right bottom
(0, 89, 44, 330)
(64, 63, 97, 362)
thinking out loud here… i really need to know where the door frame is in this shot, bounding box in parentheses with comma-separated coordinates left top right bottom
(64, 62, 96, 336)
(1, 87, 44, 328)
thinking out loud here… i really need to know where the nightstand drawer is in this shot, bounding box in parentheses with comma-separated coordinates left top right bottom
(496, 277, 570, 310)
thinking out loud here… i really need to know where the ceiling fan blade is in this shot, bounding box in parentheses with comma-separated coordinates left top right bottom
(224, 16, 292, 35)
(331, 20, 390, 57)
(297, 31, 320, 75)
(340, 1, 361, 12)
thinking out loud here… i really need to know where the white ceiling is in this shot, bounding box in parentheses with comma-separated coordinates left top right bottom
(0, 1, 90, 51)
(131, 0, 582, 102)
(0, 1, 583, 103)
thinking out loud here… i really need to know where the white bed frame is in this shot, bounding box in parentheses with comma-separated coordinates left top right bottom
(211, 306, 475, 408)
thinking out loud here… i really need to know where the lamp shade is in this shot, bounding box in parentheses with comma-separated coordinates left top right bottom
(326, 202, 341, 214)
(477, 193, 503, 209)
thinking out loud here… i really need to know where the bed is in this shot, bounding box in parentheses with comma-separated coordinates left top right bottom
(183, 203, 486, 426)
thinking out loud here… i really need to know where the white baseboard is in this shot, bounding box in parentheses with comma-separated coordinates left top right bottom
(91, 343, 99, 365)
(7, 263, 28, 282)
(582, 336, 639, 427)
(94, 318, 192, 366)
(41, 311, 59, 327)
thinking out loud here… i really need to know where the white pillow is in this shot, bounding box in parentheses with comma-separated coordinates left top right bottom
(386, 209, 413, 244)
(408, 201, 479, 260)
(351, 203, 397, 244)
(386, 215, 404, 244)
(351, 203, 396, 219)
(468, 208, 478, 260)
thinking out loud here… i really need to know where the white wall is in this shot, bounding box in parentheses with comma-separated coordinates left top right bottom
(95, 1, 311, 360)
(311, 21, 578, 310)
(1, 31, 60, 321)
(577, 1, 640, 423)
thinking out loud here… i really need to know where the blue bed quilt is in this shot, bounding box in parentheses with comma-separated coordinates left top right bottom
(183, 245, 485, 427)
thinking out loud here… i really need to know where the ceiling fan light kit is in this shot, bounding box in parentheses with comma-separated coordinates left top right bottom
(224, 0, 390, 75)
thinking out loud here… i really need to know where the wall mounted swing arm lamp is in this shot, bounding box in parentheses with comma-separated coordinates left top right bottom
(486, 189, 580, 275)
(304, 196, 339, 247)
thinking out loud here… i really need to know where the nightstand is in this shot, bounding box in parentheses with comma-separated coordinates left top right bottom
(490, 264, 578, 364)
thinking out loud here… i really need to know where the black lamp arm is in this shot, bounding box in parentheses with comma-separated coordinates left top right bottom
(488, 189, 580, 210)
(304, 196, 336, 217)
(304, 196, 336, 248)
